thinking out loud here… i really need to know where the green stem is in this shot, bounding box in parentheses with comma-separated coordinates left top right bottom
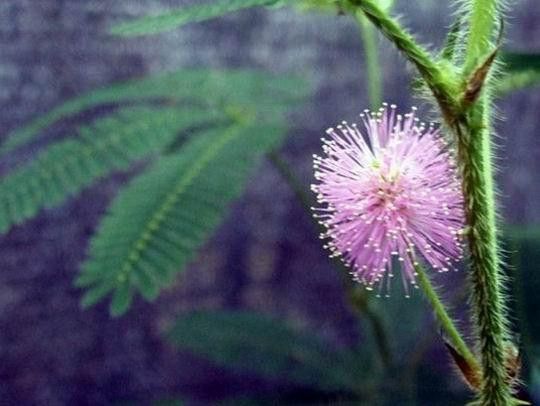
(356, 11, 382, 109)
(459, 1, 512, 404)
(346, 0, 513, 402)
(347, 0, 480, 382)
(463, 0, 499, 74)
(415, 264, 479, 372)
(347, 0, 459, 118)
(456, 110, 512, 404)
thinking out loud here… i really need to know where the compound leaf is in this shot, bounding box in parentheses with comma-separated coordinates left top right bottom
(77, 122, 288, 316)
(111, 0, 287, 37)
(167, 310, 363, 392)
(0, 106, 218, 233)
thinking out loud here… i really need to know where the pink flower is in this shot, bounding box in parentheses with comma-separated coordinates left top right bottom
(312, 104, 465, 295)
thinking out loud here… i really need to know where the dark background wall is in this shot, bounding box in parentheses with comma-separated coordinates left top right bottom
(0, 1, 538, 404)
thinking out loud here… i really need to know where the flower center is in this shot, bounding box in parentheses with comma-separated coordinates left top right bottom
(374, 167, 407, 213)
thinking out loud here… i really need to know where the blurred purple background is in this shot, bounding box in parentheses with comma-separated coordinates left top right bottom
(0, 1, 538, 404)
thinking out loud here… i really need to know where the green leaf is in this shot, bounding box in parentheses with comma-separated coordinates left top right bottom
(502, 52, 540, 72)
(166, 310, 363, 392)
(0, 106, 218, 233)
(81, 282, 115, 309)
(77, 122, 289, 316)
(294, 0, 342, 13)
(296, 0, 393, 14)
(504, 225, 540, 242)
(497, 52, 540, 94)
(495, 70, 540, 94)
(378, 0, 394, 11)
(110, 280, 134, 317)
(111, 0, 287, 37)
(0, 69, 307, 158)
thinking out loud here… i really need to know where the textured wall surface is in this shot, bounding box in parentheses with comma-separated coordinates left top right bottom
(0, 0, 538, 404)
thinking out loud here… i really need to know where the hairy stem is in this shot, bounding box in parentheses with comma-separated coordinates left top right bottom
(347, 0, 458, 117)
(347, 0, 514, 401)
(463, 0, 499, 74)
(455, 110, 511, 405)
(459, 0, 513, 404)
(415, 264, 479, 373)
(356, 11, 382, 109)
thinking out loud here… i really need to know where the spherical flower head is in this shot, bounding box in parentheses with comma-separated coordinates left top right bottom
(312, 104, 465, 295)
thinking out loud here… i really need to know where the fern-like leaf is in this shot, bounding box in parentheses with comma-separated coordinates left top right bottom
(0, 69, 305, 158)
(166, 310, 363, 392)
(77, 122, 287, 316)
(0, 106, 220, 233)
(111, 0, 286, 37)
